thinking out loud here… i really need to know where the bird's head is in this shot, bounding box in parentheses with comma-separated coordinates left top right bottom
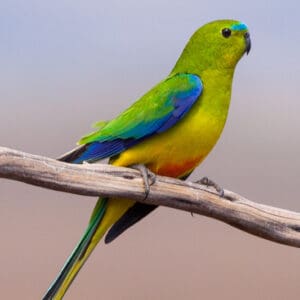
(172, 19, 251, 73)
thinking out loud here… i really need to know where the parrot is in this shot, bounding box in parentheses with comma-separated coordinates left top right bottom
(43, 19, 251, 299)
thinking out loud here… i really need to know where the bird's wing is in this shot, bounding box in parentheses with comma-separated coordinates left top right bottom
(60, 73, 202, 163)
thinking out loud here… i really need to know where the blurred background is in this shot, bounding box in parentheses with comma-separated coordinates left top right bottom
(1, 0, 300, 299)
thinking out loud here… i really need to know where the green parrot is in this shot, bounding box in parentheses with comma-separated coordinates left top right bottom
(43, 19, 251, 299)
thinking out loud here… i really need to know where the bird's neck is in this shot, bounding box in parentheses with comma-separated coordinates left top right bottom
(199, 68, 234, 118)
(170, 65, 235, 115)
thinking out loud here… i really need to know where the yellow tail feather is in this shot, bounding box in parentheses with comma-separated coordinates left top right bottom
(44, 197, 134, 300)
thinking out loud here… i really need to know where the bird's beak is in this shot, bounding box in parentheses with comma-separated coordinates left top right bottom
(244, 32, 251, 55)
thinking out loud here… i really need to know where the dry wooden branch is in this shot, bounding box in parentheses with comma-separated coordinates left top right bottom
(1, 146, 300, 247)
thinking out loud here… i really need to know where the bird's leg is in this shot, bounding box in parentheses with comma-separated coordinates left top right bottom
(195, 176, 224, 197)
(130, 164, 156, 199)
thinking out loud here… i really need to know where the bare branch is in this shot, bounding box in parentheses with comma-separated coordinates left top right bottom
(1, 146, 300, 247)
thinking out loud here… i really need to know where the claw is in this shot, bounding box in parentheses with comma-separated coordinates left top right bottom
(131, 164, 156, 199)
(195, 176, 224, 197)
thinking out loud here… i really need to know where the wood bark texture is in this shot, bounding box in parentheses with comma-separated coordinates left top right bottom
(1, 146, 300, 247)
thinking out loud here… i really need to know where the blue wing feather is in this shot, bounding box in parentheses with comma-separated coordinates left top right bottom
(67, 73, 202, 163)
(72, 139, 138, 163)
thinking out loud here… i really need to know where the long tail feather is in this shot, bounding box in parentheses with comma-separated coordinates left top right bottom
(43, 197, 134, 300)
(42, 198, 108, 300)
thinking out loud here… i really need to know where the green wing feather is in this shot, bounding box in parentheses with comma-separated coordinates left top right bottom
(78, 73, 202, 145)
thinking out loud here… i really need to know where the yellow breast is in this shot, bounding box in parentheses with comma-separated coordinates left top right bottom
(113, 70, 232, 178)
(113, 106, 227, 178)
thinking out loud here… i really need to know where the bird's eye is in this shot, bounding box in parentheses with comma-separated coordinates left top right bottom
(221, 28, 231, 38)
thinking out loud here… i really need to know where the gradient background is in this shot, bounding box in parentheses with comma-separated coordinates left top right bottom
(1, 1, 300, 299)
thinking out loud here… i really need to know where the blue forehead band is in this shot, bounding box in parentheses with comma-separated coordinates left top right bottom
(230, 23, 248, 31)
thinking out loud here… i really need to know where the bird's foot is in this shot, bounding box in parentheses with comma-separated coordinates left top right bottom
(130, 164, 156, 199)
(195, 176, 224, 197)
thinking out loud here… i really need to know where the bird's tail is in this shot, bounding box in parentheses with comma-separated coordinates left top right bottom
(43, 197, 134, 300)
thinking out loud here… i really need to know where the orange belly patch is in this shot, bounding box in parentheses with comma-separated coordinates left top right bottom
(150, 155, 203, 178)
